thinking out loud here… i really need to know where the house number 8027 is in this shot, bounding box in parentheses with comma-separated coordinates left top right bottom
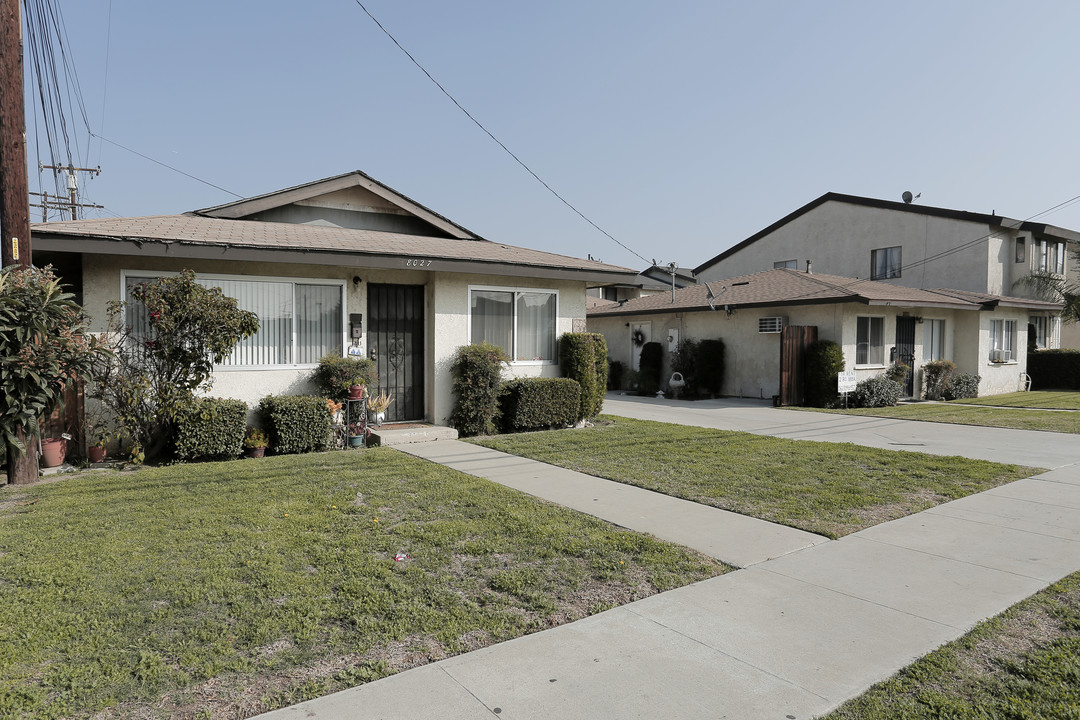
(405, 259, 432, 267)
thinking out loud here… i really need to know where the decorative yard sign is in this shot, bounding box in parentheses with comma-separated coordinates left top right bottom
(837, 371, 857, 394)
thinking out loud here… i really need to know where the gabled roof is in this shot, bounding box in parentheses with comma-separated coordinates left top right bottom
(194, 170, 481, 240)
(694, 192, 1080, 275)
(30, 214, 638, 283)
(587, 268, 1062, 317)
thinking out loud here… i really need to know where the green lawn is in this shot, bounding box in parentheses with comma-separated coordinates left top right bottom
(800, 403, 1080, 434)
(819, 570, 1080, 719)
(952, 390, 1080, 410)
(469, 417, 1036, 539)
(0, 450, 725, 719)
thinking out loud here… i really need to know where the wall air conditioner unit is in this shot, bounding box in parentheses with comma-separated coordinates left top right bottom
(758, 316, 786, 334)
(990, 349, 1012, 363)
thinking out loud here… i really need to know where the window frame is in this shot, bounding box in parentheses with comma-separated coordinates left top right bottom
(120, 270, 347, 371)
(1035, 239, 1066, 275)
(773, 259, 797, 270)
(923, 318, 946, 362)
(467, 284, 560, 366)
(1030, 315, 1059, 350)
(855, 315, 886, 367)
(870, 246, 902, 280)
(989, 318, 1018, 364)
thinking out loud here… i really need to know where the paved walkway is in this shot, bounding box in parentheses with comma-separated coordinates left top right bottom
(256, 403, 1080, 720)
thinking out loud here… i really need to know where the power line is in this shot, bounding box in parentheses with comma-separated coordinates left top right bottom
(90, 132, 245, 198)
(352, 0, 650, 267)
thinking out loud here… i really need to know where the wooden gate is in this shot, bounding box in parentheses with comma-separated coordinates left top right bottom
(367, 284, 425, 422)
(779, 325, 818, 406)
(895, 316, 916, 397)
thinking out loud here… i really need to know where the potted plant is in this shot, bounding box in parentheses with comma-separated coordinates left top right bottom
(84, 402, 109, 463)
(346, 423, 365, 448)
(244, 426, 269, 458)
(326, 398, 344, 425)
(40, 433, 71, 468)
(311, 354, 377, 403)
(366, 391, 393, 426)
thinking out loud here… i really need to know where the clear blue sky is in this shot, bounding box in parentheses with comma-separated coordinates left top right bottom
(26, 0, 1080, 271)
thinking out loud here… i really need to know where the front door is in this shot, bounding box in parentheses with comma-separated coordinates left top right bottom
(779, 325, 818, 406)
(895, 316, 916, 397)
(367, 284, 424, 422)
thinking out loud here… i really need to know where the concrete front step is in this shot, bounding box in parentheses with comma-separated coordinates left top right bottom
(368, 424, 458, 447)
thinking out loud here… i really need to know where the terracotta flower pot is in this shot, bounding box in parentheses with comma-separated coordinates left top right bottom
(41, 437, 67, 468)
(247, 447, 266, 459)
(348, 384, 365, 400)
(87, 445, 107, 463)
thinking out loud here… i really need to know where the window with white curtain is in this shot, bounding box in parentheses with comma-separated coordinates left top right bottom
(856, 316, 885, 365)
(923, 319, 945, 362)
(1036, 239, 1066, 275)
(870, 246, 902, 280)
(124, 273, 344, 368)
(1030, 315, 1059, 350)
(989, 319, 1017, 362)
(469, 286, 557, 363)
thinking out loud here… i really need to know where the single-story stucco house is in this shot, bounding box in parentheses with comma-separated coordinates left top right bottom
(588, 267, 1062, 403)
(31, 170, 638, 425)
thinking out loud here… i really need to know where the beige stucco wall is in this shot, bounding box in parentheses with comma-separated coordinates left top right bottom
(589, 302, 1033, 400)
(82, 254, 586, 425)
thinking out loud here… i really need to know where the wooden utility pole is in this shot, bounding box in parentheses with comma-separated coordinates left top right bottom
(0, 0, 38, 484)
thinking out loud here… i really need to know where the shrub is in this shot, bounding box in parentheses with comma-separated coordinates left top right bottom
(173, 397, 247, 462)
(0, 265, 110, 483)
(311, 353, 377, 403)
(695, 339, 726, 397)
(922, 360, 957, 400)
(637, 342, 663, 395)
(449, 343, 508, 436)
(500, 378, 580, 432)
(944, 373, 980, 400)
(607, 360, 624, 391)
(852, 376, 903, 408)
(258, 395, 332, 454)
(670, 339, 700, 396)
(804, 340, 845, 407)
(885, 361, 910, 386)
(1027, 349, 1080, 390)
(89, 269, 259, 463)
(559, 333, 607, 420)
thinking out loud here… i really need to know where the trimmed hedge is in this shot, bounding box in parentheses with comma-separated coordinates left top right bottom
(695, 339, 726, 397)
(449, 343, 507, 436)
(852, 376, 903, 408)
(258, 395, 332, 454)
(638, 341, 663, 395)
(944, 372, 980, 400)
(173, 397, 247, 462)
(671, 339, 700, 396)
(1027, 349, 1080, 390)
(559, 332, 607, 420)
(500, 378, 580, 432)
(608, 360, 624, 391)
(922, 360, 957, 400)
(804, 340, 844, 407)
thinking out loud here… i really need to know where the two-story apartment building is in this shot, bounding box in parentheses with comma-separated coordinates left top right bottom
(693, 193, 1080, 350)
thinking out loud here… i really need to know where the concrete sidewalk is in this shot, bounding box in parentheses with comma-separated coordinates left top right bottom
(603, 394, 1080, 468)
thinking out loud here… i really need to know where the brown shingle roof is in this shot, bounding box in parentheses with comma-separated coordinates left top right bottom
(587, 268, 1057, 316)
(31, 214, 635, 275)
(928, 287, 1064, 311)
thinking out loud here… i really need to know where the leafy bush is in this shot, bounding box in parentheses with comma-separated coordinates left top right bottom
(258, 395, 332, 454)
(804, 340, 845, 407)
(944, 373, 980, 400)
(500, 378, 580, 432)
(695, 339, 726, 397)
(449, 343, 508, 436)
(1027, 349, 1080, 390)
(852, 376, 903, 408)
(173, 397, 247, 462)
(670, 339, 700, 396)
(607, 360, 624, 391)
(637, 342, 663, 395)
(559, 333, 607, 420)
(89, 269, 259, 463)
(885, 362, 910, 386)
(922, 360, 957, 400)
(311, 353, 378, 403)
(0, 265, 110, 482)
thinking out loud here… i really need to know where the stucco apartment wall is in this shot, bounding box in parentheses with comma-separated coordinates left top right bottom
(699, 203, 997, 295)
(82, 254, 586, 423)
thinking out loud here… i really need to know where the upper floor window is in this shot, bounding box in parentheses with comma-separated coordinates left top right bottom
(1036, 239, 1066, 275)
(871, 246, 902, 280)
(856, 316, 885, 366)
(125, 273, 345, 368)
(1015, 237, 1026, 263)
(773, 259, 797, 270)
(470, 286, 557, 363)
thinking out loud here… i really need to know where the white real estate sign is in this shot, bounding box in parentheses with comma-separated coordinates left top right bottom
(837, 371, 858, 393)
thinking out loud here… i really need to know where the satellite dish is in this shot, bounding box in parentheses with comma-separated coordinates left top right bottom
(902, 190, 913, 204)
